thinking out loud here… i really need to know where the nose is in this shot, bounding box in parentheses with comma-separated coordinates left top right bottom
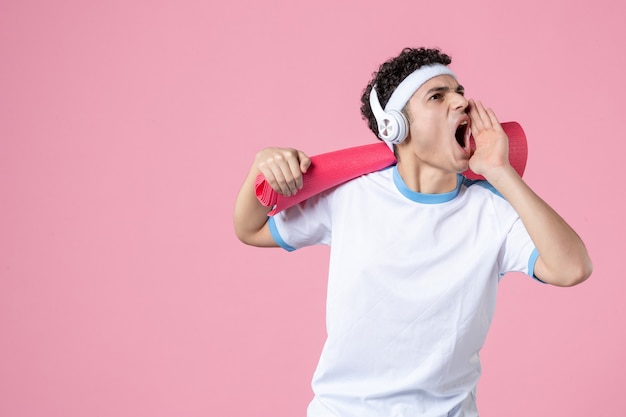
(451, 91, 468, 111)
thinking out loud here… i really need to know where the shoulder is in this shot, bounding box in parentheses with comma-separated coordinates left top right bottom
(330, 167, 396, 205)
(461, 178, 522, 225)
(462, 178, 503, 197)
(461, 178, 511, 209)
(338, 166, 395, 192)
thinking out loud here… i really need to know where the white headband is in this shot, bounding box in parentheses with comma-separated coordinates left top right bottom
(385, 63, 456, 112)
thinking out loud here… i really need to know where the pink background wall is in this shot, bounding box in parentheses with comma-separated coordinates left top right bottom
(1, 0, 624, 416)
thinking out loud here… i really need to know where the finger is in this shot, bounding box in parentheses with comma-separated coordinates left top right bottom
(270, 162, 297, 197)
(285, 154, 304, 193)
(276, 150, 303, 196)
(297, 153, 312, 190)
(485, 107, 502, 130)
(298, 151, 312, 174)
(468, 100, 485, 132)
(473, 100, 492, 128)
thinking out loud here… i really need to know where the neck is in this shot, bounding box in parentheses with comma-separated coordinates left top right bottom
(396, 159, 459, 194)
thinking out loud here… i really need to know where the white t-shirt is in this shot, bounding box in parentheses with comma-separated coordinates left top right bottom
(269, 166, 539, 417)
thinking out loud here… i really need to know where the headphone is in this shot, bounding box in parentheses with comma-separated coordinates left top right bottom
(368, 64, 457, 148)
(369, 87, 409, 145)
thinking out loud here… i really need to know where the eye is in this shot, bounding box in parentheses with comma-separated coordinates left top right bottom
(429, 93, 442, 100)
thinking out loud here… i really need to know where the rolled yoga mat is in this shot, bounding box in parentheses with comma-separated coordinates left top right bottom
(255, 121, 527, 216)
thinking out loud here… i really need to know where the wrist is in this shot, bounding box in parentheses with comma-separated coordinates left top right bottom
(482, 163, 517, 186)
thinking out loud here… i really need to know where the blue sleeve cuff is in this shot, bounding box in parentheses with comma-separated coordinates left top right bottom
(527, 248, 546, 284)
(268, 217, 296, 252)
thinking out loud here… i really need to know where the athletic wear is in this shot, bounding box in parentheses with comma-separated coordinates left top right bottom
(269, 166, 538, 417)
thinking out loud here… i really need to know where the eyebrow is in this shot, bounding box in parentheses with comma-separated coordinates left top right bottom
(425, 84, 465, 95)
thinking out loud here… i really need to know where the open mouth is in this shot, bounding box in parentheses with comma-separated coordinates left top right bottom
(455, 122, 469, 148)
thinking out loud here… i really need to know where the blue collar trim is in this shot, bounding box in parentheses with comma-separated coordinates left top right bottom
(392, 166, 463, 204)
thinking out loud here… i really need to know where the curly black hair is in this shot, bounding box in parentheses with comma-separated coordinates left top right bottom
(360, 47, 452, 140)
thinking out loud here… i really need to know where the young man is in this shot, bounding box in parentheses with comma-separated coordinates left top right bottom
(233, 47, 592, 417)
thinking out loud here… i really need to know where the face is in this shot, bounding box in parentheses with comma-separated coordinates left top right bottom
(401, 75, 471, 173)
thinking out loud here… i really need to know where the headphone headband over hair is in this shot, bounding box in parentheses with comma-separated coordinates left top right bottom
(370, 63, 457, 150)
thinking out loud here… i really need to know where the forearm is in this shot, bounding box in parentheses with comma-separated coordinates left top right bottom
(233, 167, 277, 247)
(488, 166, 592, 286)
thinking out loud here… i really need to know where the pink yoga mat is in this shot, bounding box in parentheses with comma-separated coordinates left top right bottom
(256, 121, 527, 215)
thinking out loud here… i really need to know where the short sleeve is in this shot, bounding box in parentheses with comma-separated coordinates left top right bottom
(269, 190, 333, 251)
(498, 216, 539, 279)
